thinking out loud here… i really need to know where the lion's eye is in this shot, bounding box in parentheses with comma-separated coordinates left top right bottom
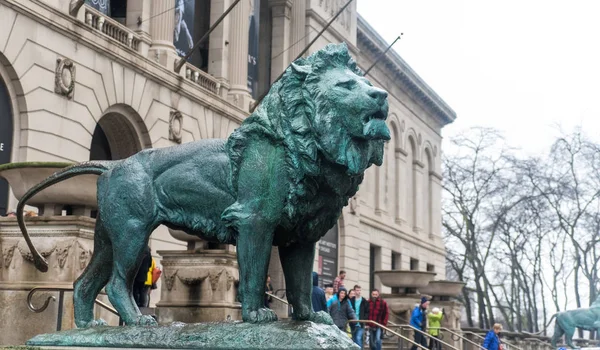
(335, 80, 356, 90)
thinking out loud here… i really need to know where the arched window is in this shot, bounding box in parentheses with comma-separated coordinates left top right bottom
(89, 106, 151, 161)
(0, 76, 13, 216)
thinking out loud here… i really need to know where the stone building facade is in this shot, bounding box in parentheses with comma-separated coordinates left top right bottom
(0, 0, 455, 327)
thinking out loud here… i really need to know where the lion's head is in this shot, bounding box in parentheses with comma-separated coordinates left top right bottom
(227, 43, 389, 216)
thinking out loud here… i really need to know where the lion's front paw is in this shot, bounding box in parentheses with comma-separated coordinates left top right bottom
(308, 311, 334, 325)
(244, 308, 278, 323)
(135, 314, 158, 326)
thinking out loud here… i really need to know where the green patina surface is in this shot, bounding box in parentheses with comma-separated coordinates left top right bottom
(27, 321, 359, 349)
(16, 43, 389, 347)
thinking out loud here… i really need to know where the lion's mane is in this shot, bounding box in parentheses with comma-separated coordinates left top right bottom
(226, 43, 364, 225)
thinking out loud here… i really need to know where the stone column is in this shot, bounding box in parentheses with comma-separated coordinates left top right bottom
(430, 171, 443, 238)
(269, 0, 292, 82)
(412, 160, 424, 234)
(209, 0, 231, 96)
(395, 148, 408, 225)
(289, 0, 306, 60)
(227, 0, 252, 110)
(148, 0, 178, 68)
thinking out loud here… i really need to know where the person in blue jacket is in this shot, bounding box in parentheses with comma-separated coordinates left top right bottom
(311, 272, 327, 312)
(483, 324, 503, 350)
(409, 296, 430, 350)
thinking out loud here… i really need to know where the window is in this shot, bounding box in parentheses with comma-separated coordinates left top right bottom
(85, 0, 127, 24)
(172, 0, 212, 72)
(370, 245, 382, 291)
(391, 252, 401, 270)
(410, 258, 419, 271)
(427, 264, 435, 272)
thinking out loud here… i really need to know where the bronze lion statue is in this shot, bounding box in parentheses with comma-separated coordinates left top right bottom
(17, 43, 390, 327)
(549, 303, 600, 348)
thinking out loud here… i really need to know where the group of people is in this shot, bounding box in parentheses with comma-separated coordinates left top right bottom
(409, 296, 445, 350)
(311, 270, 389, 350)
(410, 296, 504, 350)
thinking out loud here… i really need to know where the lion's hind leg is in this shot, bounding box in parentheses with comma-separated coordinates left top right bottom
(562, 322, 577, 349)
(73, 216, 113, 328)
(104, 220, 157, 326)
(551, 322, 564, 348)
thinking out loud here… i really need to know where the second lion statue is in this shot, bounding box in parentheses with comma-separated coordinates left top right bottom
(17, 43, 390, 327)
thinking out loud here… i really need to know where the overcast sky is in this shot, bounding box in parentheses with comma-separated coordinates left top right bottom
(357, 0, 600, 155)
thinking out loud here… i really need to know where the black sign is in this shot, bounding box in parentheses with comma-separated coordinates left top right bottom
(0, 76, 13, 216)
(318, 224, 338, 288)
(247, 0, 260, 98)
(85, 0, 110, 15)
(173, 0, 195, 58)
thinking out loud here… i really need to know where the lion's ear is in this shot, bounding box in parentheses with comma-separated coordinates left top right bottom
(291, 61, 311, 78)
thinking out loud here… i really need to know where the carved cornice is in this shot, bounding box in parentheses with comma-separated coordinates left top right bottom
(429, 170, 443, 181)
(413, 160, 425, 169)
(395, 147, 408, 157)
(356, 15, 456, 127)
(269, 0, 293, 18)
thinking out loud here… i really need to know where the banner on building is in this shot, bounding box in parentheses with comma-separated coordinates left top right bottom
(85, 0, 110, 15)
(318, 224, 338, 288)
(0, 78, 13, 216)
(247, 0, 260, 98)
(174, 0, 195, 58)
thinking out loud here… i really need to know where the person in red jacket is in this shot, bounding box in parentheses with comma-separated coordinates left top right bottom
(368, 289, 389, 350)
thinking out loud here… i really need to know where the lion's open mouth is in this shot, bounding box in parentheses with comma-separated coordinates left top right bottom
(362, 108, 390, 141)
(363, 109, 386, 124)
(371, 110, 386, 120)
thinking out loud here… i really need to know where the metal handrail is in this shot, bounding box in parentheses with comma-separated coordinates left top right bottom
(430, 327, 487, 350)
(347, 320, 428, 350)
(394, 323, 460, 350)
(523, 337, 553, 349)
(265, 291, 289, 305)
(462, 330, 486, 341)
(28, 286, 120, 330)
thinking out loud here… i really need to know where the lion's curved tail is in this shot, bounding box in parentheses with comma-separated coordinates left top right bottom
(17, 161, 119, 272)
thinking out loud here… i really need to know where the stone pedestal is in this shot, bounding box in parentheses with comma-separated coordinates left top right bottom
(156, 249, 241, 324)
(0, 216, 118, 346)
(28, 320, 360, 349)
(384, 294, 420, 323)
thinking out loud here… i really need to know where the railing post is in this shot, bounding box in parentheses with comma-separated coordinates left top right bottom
(56, 290, 64, 331)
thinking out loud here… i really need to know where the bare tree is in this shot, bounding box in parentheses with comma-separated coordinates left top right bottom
(443, 127, 516, 329)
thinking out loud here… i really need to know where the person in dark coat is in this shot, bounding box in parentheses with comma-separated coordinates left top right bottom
(312, 272, 327, 313)
(133, 246, 152, 307)
(350, 285, 370, 347)
(410, 296, 430, 350)
(328, 287, 357, 331)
